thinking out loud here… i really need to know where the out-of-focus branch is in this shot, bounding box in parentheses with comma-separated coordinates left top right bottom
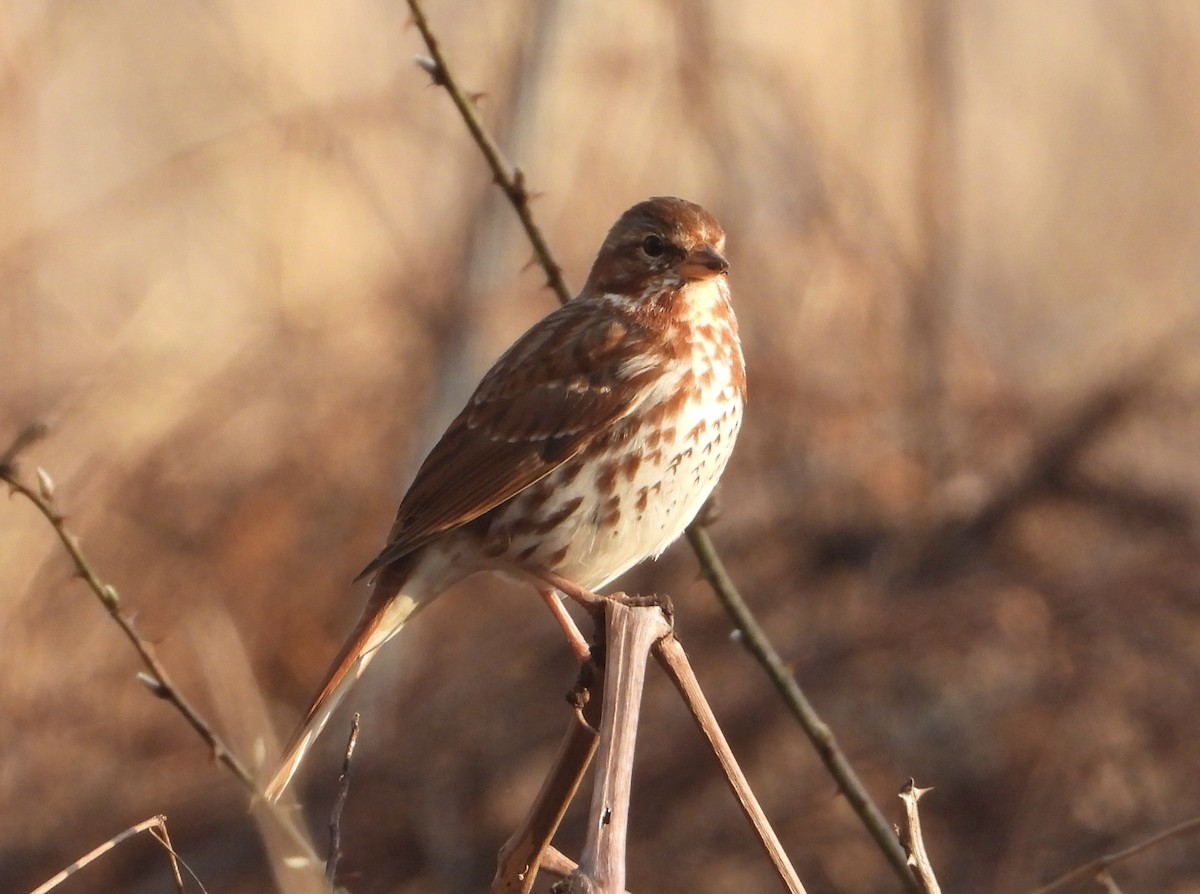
(898, 780, 943, 894)
(400, 6, 917, 892)
(0, 424, 329, 886)
(902, 339, 1188, 580)
(1, 427, 254, 787)
(1031, 812, 1200, 894)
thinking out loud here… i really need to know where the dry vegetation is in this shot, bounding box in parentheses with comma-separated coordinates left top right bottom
(3, 2, 1200, 892)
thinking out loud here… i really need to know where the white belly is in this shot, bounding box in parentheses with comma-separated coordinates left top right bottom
(487, 278, 745, 591)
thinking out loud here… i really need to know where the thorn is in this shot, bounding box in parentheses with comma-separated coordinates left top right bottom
(101, 583, 121, 608)
(466, 90, 487, 104)
(36, 467, 55, 501)
(137, 672, 169, 699)
(413, 54, 446, 86)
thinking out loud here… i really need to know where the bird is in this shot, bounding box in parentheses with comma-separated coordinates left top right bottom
(265, 196, 745, 801)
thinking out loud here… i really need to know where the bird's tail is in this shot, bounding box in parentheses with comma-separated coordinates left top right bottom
(264, 567, 426, 801)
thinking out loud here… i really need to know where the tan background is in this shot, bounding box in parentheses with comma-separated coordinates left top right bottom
(3, 2, 1200, 892)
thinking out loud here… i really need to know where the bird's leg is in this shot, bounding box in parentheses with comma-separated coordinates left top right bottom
(529, 567, 608, 612)
(539, 588, 592, 663)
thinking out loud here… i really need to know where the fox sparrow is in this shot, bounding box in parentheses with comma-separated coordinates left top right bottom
(266, 196, 745, 800)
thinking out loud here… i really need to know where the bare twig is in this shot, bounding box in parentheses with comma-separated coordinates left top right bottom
(557, 600, 671, 894)
(405, 0, 571, 306)
(687, 526, 921, 893)
(148, 818, 189, 894)
(898, 780, 943, 894)
(493, 668, 603, 893)
(2, 457, 254, 786)
(326, 713, 361, 888)
(655, 634, 807, 894)
(0, 427, 329, 881)
(1031, 812, 1200, 894)
(28, 814, 198, 894)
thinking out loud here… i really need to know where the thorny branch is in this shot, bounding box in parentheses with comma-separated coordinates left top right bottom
(687, 527, 920, 892)
(405, 0, 571, 306)
(897, 780, 943, 894)
(400, 4, 920, 891)
(0, 424, 329, 883)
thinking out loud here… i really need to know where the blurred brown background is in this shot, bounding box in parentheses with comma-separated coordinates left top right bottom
(3, 2, 1200, 892)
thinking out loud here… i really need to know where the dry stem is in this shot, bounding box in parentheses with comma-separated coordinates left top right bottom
(493, 668, 603, 893)
(326, 713, 361, 887)
(898, 780, 943, 894)
(27, 815, 187, 894)
(655, 634, 807, 894)
(556, 600, 671, 894)
(405, 0, 571, 306)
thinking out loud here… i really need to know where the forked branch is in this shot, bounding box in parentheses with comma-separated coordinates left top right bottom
(27, 815, 186, 894)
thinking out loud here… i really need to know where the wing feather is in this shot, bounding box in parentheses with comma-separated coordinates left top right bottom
(356, 299, 669, 579)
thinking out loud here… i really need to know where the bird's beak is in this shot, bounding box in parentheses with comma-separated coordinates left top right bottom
(677, 245, 729, 281)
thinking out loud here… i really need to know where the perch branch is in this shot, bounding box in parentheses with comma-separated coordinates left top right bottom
(557, 600, 671, 894)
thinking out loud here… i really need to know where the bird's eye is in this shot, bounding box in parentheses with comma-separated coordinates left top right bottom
(641, 235, 666, 257)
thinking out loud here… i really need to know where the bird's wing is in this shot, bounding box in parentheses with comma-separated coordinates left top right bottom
(356, 297, 673, 580)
